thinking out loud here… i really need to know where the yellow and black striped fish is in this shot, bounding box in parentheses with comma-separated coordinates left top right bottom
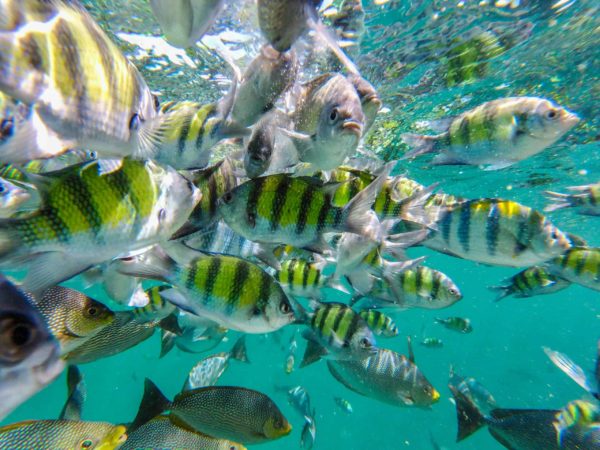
(0, 0, 159, 162)
(358, 309, 398, 338)
(115, 244, 296, 334)
(548, 247, 600, 292)
(173, 158, 237, 240)
(301, 301, 377, 367)
(424, 199, 572, 267)
(275, 257, 340, 299)
(0, 158, 200, 292)
(490, 266, 571, 301)
(131, 285, 176, 322)
(218, 163, 393, 251)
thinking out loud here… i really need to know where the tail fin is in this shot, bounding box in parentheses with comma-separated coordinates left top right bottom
(129, 379, 171, 433)
(230, 335, 249, 363)
(114, 246, 175, 283)
(342, 161, 395, 240)
(59, 366, 86, 421)
(449, 385, 487, 442)
(488, 285, 511, 302)
(160, 329, 177, 359)
(391, 183, 439, 227)
(543, 191, 572, 212)
(400, 134, 440, 160)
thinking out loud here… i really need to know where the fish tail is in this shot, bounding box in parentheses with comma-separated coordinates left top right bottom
(114, 246, 175, 283)
(488, 285, 510, 302)
(230, 335, 250, 363)
(160, 329, 177, 359)
(400, 133, 441, 160)
(59, 366, 85, 421)
(129, 379, 171, 433)
(394, 183, 440, 227)
(341, 161, 395, 240)
(450, 385, 487, 442)
(543, 191, 572, 212)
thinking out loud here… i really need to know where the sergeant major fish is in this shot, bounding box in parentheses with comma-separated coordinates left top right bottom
(545, 182, 600, 216)
(490, 266, 571, 301)
(547, 247, 600, 292)
(402, 97, 579, 170)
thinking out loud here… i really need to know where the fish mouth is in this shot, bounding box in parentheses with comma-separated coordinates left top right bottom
(431, 388, 441, 403)
(341, 120, 363, 136)
(564, 112, 580, 127)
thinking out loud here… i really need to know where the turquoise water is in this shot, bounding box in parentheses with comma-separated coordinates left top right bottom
(3, 0, 600, 449)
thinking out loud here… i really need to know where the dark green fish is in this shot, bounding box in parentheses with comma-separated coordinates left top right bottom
(133, 379, 292, 445)
(123, 415, 245, 450)
(358, 309, 398, 338)
(434, 317, 472, 334)
(0, 420, 127, 450)
(548, 247, 600, 292)
(64, 312, 157, 365)
(421, 338, 443, 348)
(33, 286, 115, 354)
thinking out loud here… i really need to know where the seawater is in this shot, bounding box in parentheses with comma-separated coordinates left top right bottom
(3, 1, 599, 449)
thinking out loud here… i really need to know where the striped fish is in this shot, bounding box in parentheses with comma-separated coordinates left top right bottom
(0, 0, 159, 162)
(131, 285, 176, 322)
(349, 266, 463, 310)
(327, 347, 440, 407)
(402, 97, 579, 170)
(153, 91, 249, 170)
(545, 182, 600, 216)
(548, 247, 600, 292)
(423, 199, 573, 267)
(358, 309, 398, 338)
(173, 158, 237, 240)
(490, 266, 571, 301)
(218, 163, 393, 252)
(275, 257, 339, 299)
(301, 301, 377, 366)
(115, 244, 296, 334)
(0, 158, 201, 292)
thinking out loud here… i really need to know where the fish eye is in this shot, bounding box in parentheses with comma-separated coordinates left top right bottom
(80, 439, 94, 449)
(0, 119, 14, 138)
(0, 184, 5, 194)
(158, 208, 167, 223)
(129, 113, 141, 130)
(360, 337, 371, 348)
(87, 307, 98, 317)
(252, 306, 262, 316)
(448, 288, 458, 296)
(329, 107, 339, 123)
(550, 230, 559, 239)
(152, 94, 160, 111)
(222, 192, 233, 204)
(247, 211, 256, 227)
(279, 301, 291, 314)
(186, 179, 195, 192)
(546, 109, 558, 120)
(10, 323, 34, 347)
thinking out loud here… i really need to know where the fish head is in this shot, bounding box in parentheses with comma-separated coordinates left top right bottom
(403, 363, 441, 407)
(263, 288, 297, 331)
(531, 220, 572, 260)
(67, 294, 115, 338)
(349, 322, 378, 357)
(434, 272, 463, 305)
(90, 424, 128, 450)
(347, 74, 381, 131)
(525, 99, 580, 141)
(0, 178, 31, 212)
(245, 126, 274, 178)
(217, 183, 254, 230)
(158, 169, 202, 233)
(383, 322, 399, 338)
(263, 413, 292, 440)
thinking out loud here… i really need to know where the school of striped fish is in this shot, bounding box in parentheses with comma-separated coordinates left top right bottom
(0, 0, 597, 449)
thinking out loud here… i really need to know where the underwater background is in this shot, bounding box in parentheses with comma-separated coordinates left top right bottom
(2, 0, 599, 449)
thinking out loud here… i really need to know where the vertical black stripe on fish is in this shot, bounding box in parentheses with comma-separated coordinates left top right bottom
(486, 203, 500, 256)
(73, 175, 105, 243)
(227, 260, 250, 314)
(574, 251, 587, 277)
(206, 170, 218, 218)
(440, 209, 452, 243)
(458, 204, 471, 252)
(21, 33, 44, 72)
(256, 269, 272, 313)
(246, 177, 265, 229)
(55, 20, 87, 126)
(431, 272, 441, 299)
(344, 311, 361, 348)
(456, 117, 470, 147)
(316, 199, 330, 235)
(185, 263, 197, 290)
(203, 257, 222, 307)
(44, 207, 71, 244)
(194, 107, 211, 151)
(287, 259, 297, 288)
(382, 186, 392, 217)
(295, 183, 312, 236)
(415, 265, 423, 293)
(330, 306, 347, 346)
(270, 176, 290, 231)
(302, 262, 311, 290)
(317, 304, 330, 334)
(177, 111, 193, 155)
(514, 216, 529, 255)
(331, 206, 343, 230)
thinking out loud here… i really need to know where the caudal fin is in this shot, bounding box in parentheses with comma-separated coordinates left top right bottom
(400, 134, 440, 160)
(543, 191, 572, 212)
(488, 285, 511, 302)
(449, 385, 487, 442)
(342, 161, 395, 240)
(59, 366, 86, 421)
